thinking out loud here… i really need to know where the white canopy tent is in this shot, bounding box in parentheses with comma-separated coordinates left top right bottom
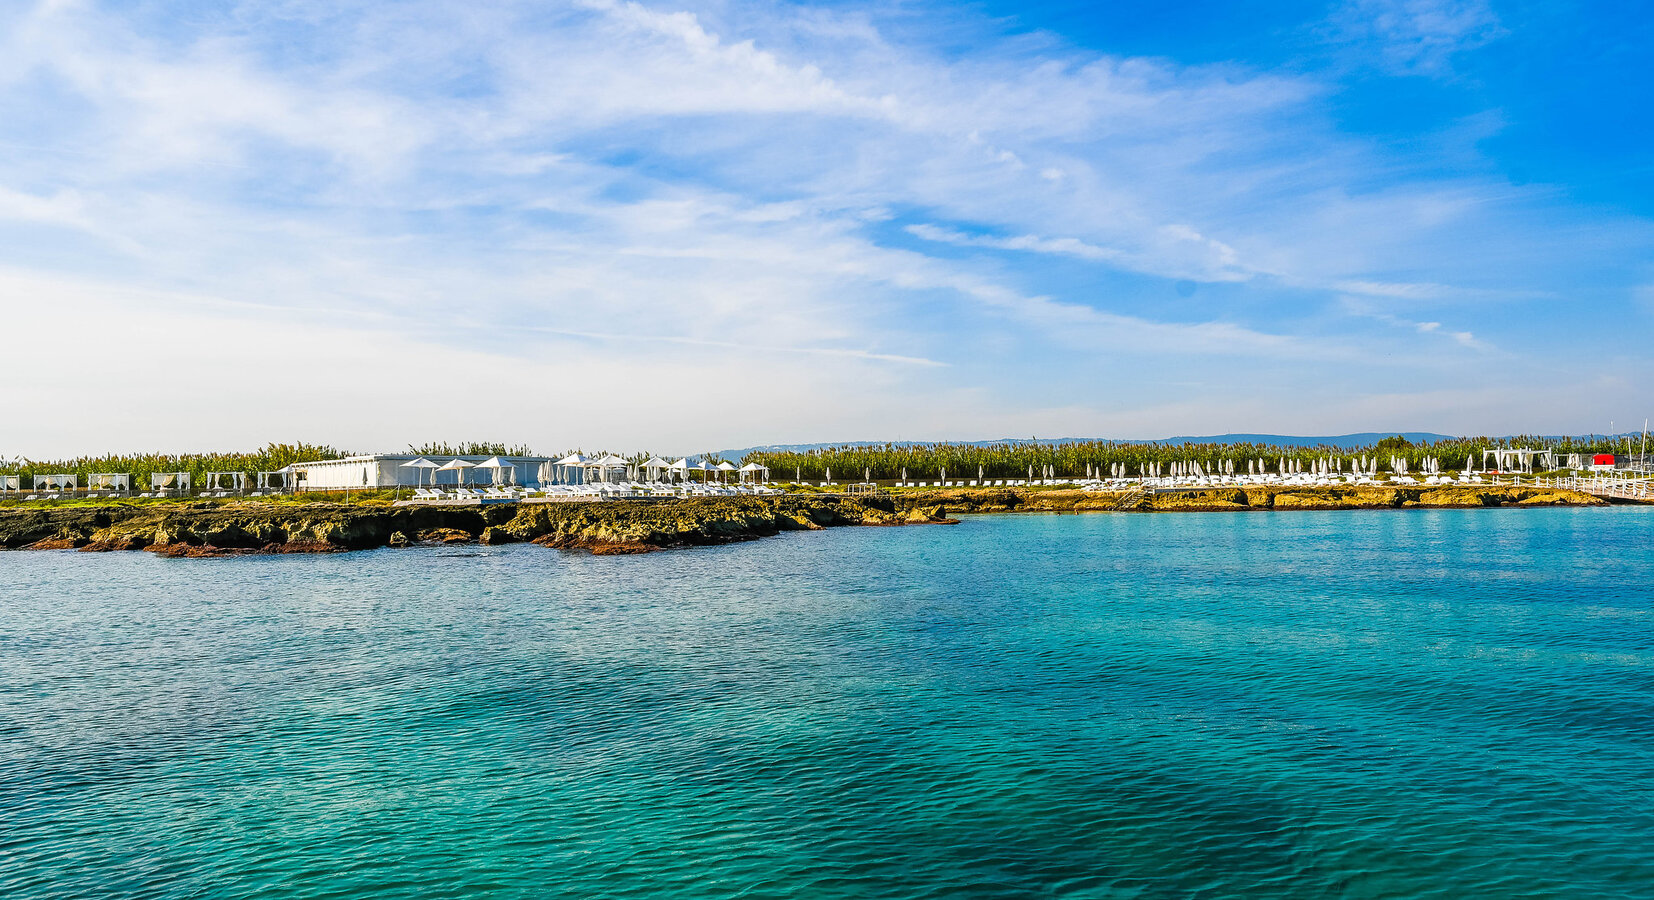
(714, 461, 737, 483)
(37, 474, 76, 491)
(0, 475, 19, 492)
(152, 472, 191, 494)
(203, 471, 246, 493)
(643, 457, 671, 482)
(256, 470, 291, 491)
(738, 462, 769, 483)
(87, 473, 131, 492)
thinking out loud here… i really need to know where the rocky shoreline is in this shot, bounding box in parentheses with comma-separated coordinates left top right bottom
(0, 495, 956, 557)
(0, 485, 1608, 557)
(892, 483, 1607, 514)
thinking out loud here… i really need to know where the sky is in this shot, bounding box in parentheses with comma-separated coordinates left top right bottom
(1, 0, 1650, 457)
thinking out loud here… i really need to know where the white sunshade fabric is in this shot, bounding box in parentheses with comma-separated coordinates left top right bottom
(436, 457, 476, 487)
(475, 456, 516, 486)
(739, 463, 768, 472)
(715, 462, 738, 471)
(597, 455, 629, 466)
(557, 453, 588, 466)
(644, 457, 670, 468)
(401, 457, 440, 488)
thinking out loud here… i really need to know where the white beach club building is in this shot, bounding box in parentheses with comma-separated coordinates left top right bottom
(289, 455, 552, 491)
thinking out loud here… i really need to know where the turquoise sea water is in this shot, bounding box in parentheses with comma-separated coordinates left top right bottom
(3, 507, 1653, 898)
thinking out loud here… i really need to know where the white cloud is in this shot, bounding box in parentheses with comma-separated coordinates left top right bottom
(1333, 0, 1506, 74)
(0, 0, 1645, 452)
(905, 224, 1120, 261)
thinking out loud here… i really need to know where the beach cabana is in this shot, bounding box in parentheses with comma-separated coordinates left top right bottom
(644, 457, 671, 482)
(739, 462, 769, 484)
(714, 461, 737, 483)
(37, 474, 77, 492)
(87, 473, 131, 493)
(255, 470, 291, 492)
(203, 471, 246, 494)
(0, 475, 19, 492)
(151, 472, 191, 495)
(437, 458, 476, 488)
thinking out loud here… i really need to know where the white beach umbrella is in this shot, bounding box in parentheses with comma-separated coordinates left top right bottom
(437, 457, 476, 488)
(554, 452, 587, 484)
(475, 455, 513, 486)
(674, 456, 707, 486)
(400, 456, 440, 488)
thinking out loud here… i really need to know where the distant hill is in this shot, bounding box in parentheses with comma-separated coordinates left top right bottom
(704, 433, 1461, 461)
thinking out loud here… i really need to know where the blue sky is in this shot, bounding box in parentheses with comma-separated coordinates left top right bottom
(1, 0, 1649, 455)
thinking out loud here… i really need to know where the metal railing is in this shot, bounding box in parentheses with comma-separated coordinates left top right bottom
(1532, 473, 1653, 501)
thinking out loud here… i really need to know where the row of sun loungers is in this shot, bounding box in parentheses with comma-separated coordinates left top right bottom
(1078, 474, 1490, 491)
(408, 483, 783, 502)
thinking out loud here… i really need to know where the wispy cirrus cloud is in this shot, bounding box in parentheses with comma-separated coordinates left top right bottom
(1330, 0, 1506, 74)
(0, 0, 1646, 454)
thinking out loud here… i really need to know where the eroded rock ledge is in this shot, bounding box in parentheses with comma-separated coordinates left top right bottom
(891, 484, 1606, 513)
(0, 485, 1605, 557)
(0, 496, 954, 557)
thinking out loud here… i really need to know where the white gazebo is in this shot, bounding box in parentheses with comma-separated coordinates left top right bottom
(151, 472, 191, 495)
(738, 462, 769, 483)
(203, 471, 246, 494)
(0, 475, 20, 492)
(37, 474, 77, 492)
(256, 470, 291, 492)
(714, 461, 737, 482)
(643, 457, 671, 482)
(87, 473, 132, 494)
(1481, 448, 1549, 474)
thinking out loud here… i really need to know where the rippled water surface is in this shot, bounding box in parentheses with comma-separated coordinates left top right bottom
(4, 507, 1654, 898)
